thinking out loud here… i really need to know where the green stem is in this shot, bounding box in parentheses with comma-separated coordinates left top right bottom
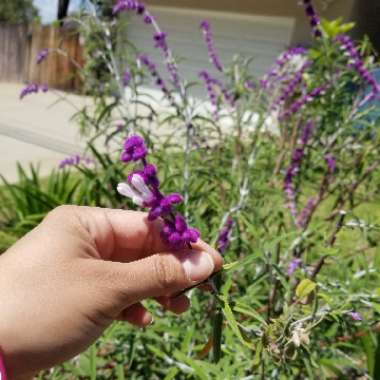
(212, 272, 223, 363)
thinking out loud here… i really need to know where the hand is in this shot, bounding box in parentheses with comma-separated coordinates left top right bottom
(0, 206, 222, 379)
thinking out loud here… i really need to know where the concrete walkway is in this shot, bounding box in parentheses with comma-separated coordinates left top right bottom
(0, 83, 89, 182)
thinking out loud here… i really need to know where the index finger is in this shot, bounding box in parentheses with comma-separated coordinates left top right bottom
(84, 207, 222, 269)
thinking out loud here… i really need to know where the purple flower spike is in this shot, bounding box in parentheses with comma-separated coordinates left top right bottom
(200, 19, 223, 72)
(335, 34, 380, 99)
(301, 0, 322, 38)
(118, 135, 200, 250)
(20, 83, 48, 100)
(59, 154, 93, 169)
(284, 122, 315, 223)
(287, 258, 302, 276)
(272, 60, 312, 110)
(139, 54, 174, 103)
(280, 86, 326, 120)
(217, 218, 234, 254)
(36, 48, 49, 64)
(260, 47, 307, 90)
(199, 70, 235, 116)
(348, 311, 363, 321)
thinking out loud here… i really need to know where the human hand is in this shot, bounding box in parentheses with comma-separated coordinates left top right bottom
(0, 206, 222, 379)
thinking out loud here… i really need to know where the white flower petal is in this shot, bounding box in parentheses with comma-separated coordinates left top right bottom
(117, 182, 145, 206)
(130, 174, 154, 203)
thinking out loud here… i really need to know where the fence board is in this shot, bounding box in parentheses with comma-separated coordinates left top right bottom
(0, 24, 29, 82)
(0, 23, 83, 92)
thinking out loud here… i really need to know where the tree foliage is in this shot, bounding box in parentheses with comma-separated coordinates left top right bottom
(0, 0, 39, 23)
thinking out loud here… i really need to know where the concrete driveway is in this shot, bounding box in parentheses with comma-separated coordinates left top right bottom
(0, 83, 88, 182)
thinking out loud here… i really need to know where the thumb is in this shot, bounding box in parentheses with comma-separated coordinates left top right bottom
(105, 248, 216, 307)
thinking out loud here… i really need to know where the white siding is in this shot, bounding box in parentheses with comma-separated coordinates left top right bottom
(126, 6, 295, 84)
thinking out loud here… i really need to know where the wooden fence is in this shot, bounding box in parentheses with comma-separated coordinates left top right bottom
(0, 23, 83, 91)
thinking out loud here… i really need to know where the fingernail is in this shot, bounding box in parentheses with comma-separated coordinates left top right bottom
(180, 250, 214, 283)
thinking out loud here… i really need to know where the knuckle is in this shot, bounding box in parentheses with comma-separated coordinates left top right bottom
(153, 254, 181, 290)
(49, 205, 78, 218)
(44, 205, 82, 226)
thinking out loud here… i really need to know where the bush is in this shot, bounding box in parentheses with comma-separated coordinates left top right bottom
(11, 0, 380, 378)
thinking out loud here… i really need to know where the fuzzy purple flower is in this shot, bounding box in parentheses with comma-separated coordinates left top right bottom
(138, 54, 174, 103)
(216, 218, 234, 254)
(112, 0, 135, 15)
(335, 34, 380, 97)
(200, 20, 223, 72)
(287, 258, 302, 276)
(117, 135, 200, 249)
(347, 311, 363, 321)
(284, 122, 314, 221)
(260, 47, 307, 90)
(121, 135, 147, 162)
(20, 83, 48, 100)
(36, 48, 49, 64)
(152, 32, 180, 87)
(272, 60, 312, 110)
(199, 70, 235, 114)
(59, 154, 93, 169)
(113, 0, 180, 87)
(280, 86, 325, 120)
(325, 155, 336, 173)
(244, 80, 256, 91)
(301, 0, 322, 38)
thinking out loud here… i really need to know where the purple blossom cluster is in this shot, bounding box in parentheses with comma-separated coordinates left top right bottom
(113, 1, 180, 87)
(272, 60, 312, 110)
(347, 311, 363, 321)
(200, 20, 223, 72)
(260, 47, 307, 89)
(284, 122, 314, 220)
(280, 86, 325, 120)
(335, 34, 380, 98)
(59, 155, 93, 169)
(287, 258, 302, 276)
(325, 154, 336, 173)
(216, 218, 233, 254)
(112, 0, 153, 24)
(117, 135, 200, 249)
(36, 48, 49, 64)
(301, 0, 322, 38)
(139, 54, 174, 103)
(20, 83, 48, 100)
(153, 31, 180, 86)
(199, 70, 235, 113)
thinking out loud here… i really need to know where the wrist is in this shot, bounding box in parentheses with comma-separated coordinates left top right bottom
(0, 347, 8, 380)
(0, 256, 34, 380)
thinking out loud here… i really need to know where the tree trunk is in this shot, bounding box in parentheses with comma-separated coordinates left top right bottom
(57, 0, 71, 21)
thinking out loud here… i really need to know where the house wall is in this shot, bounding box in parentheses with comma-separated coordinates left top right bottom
(145, 0, 357, 46)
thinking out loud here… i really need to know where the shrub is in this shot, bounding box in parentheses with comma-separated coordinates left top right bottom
(14, 0, 380, 378)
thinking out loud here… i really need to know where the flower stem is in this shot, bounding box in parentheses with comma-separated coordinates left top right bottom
(212, 271, 223, 363)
